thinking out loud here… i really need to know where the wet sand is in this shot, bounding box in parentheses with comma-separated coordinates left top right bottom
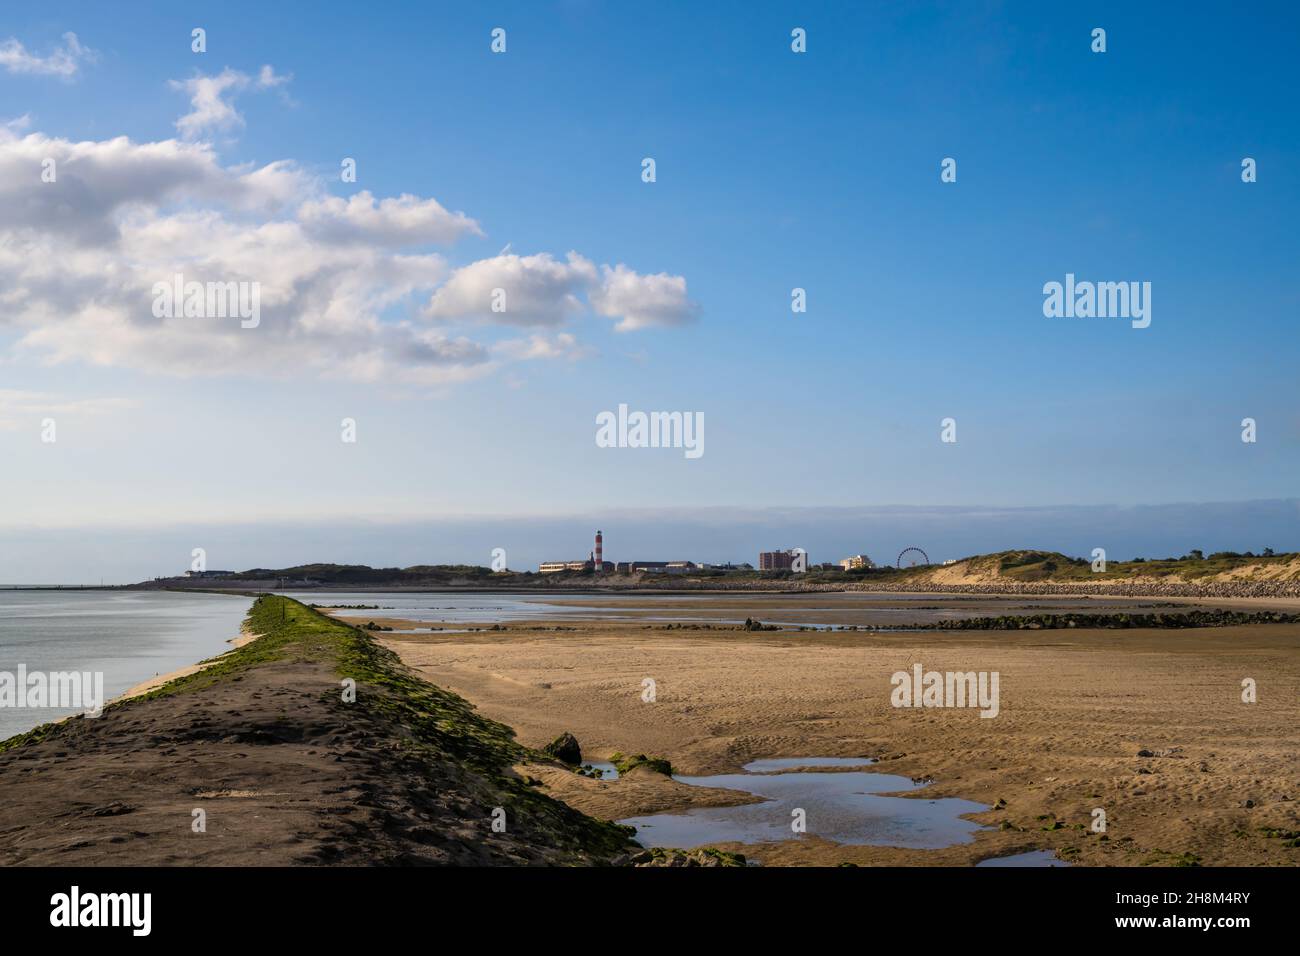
(378, 593, 1300, 867)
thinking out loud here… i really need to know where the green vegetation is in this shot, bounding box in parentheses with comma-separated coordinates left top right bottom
(0, 718, 58, 754)
(637, 846, 747, 866)
(1259, 827, 1300, 848)
(226, 563, 525, 585)
(610, 751, 674, 776)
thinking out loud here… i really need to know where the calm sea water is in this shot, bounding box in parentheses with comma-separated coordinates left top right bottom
(282, 589, 1182, 629)
(0, 590, 253, 742)
(281, 591, 605, 624)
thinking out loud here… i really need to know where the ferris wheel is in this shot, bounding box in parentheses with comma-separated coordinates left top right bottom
(896, 547, 930, 569)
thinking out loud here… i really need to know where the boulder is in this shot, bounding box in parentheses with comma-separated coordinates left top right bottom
(543, 732, 582, 765)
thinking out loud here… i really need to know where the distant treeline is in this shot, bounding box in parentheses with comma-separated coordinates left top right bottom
(231, 563, 503, 584)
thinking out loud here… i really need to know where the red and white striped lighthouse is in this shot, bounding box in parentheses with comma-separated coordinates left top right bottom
(594, 530, 603, 571)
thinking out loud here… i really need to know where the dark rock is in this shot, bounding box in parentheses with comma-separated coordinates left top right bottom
(543, 732, 582, 765)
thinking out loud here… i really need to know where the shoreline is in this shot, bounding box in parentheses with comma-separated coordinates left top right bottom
(0, 589, 256, 746)
(113, 629, 262, 703)
(11, 629, 265, 742)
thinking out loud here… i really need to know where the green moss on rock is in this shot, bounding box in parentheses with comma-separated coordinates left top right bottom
(609, 751, 673, 776)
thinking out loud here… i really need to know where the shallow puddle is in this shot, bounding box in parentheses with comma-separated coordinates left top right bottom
(743, 757, 876, 772)
(618, 757, 987, 850)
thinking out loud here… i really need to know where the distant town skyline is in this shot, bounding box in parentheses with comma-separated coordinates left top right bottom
(3, 499, 1299, 585)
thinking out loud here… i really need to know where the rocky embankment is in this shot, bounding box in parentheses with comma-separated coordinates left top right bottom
(524, 576, 1300, 599)
(929, 609, 1300, 630)
(0, 596, 640, 866)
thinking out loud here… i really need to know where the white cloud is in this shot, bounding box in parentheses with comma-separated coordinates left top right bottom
(493, 332, 595, 362)
(0, 131, 309, 242)
(170, 65, 293, 139)
(299, 191, 481, 246)
(425, 252, 596, 326)
(425, 252, 697, 331)
(0, 32, 94, 78)
(0, 117, 695, 388)
(590, 263, 699, 331)
(256, 65, 291, 89)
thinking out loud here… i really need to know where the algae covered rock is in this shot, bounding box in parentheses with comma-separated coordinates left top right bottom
(609, 751, 673, 776)
(543, 731, 582, 765)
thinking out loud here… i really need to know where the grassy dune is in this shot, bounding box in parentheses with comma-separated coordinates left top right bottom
(887, 549, 1300, 585)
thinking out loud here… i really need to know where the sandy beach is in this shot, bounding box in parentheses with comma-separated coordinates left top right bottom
(377, 593, 1300, 866)
(3, 591, 1295, 868)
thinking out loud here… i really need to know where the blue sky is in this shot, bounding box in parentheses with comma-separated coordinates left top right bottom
(1, 2, 1298, 579)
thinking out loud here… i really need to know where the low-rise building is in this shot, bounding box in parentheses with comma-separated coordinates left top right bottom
(539, 560, 614, 573)
(615, 560, 697, 574)
(759, 549, 807, 571)
(539, 560, 591, 573)
(839, 554, 874, 570)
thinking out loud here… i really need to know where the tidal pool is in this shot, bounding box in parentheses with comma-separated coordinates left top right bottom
(619, 757, 987, 850)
